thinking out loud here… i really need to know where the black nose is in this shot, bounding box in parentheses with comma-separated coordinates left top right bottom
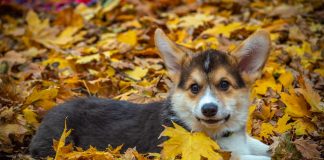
(202, 103, 218, 117)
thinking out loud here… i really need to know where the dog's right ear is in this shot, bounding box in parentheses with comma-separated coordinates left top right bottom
(154, 29, 189, 76)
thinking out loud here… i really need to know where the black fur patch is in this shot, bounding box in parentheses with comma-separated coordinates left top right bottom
(29, 97, 184, 158)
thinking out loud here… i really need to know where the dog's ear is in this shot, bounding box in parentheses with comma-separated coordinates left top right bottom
(232, 30, 271, 84)
(154, 29, 190, 76)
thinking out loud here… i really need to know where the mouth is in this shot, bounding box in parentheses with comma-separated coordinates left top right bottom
(196, 114, 230, 124)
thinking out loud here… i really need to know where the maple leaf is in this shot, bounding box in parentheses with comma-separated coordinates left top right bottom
(295, 76, 324, 113)
(125, 67, 148, 81)
(22, 108, 39, 126)
(275, 114, 292, 134)
(293, 119, 316, 136)
(280, 91, 311, 118)
(53, 118, 72, 159)
(259, 114, 292, 138)
(76, 53, 101, 64)
(61, 146, 114, 160)
(278, 70, 294, 89)
(117, 30, 138, 47)
(201, 22, 243, 38)
(259, 123, 274, 139)
(26, 10, 50, 36)
(252, 71, 282, 96)
(160, 122, 222, 160)
(271, 133, 303, 160)
(25, 88, 58, 110)
(50, 26, 81, 46)
(293, 138, 321, 160)
(178, 13, 214, 29)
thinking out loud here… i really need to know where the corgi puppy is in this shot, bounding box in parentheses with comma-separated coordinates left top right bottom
(29, 29, 271, 160)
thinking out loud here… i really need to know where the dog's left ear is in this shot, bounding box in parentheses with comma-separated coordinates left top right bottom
(232, 30, 271, 84)
(154, 28, 191, 77)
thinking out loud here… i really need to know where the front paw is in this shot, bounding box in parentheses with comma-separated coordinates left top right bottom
(247, 136, 270, 156)
(234, 155, 271, 160)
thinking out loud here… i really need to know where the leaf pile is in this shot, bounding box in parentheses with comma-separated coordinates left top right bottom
(0, 0, 323, 159)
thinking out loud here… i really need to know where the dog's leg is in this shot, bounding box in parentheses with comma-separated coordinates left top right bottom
(246, 135, 270, 156)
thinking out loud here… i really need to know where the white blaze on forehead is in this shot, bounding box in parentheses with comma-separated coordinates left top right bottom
(199, 87, 218, 107)
(194, 87, 221, 118)
(204, 53, 211, 72)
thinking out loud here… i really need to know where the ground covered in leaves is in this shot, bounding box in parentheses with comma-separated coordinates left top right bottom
(0, 0, 323, 159)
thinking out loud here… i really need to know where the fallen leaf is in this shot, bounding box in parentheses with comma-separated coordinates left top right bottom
(269, 4, 301, 18)
(54, 118, 72, 159)
(22, 108, 39, 126)
(26, 10, 50, 35)
(0, 124, 28, 144)
(25, 88, 58, 110)
(125, 67, 148, 81)
(275, 114, 292, 134)
(260, 122, 274, 139)
(160, 122, 222, 160)
(50, 26, 81, 46)
(293, 119, 316, 135)
(253, 72, 282, 95)
(296, 77, 324, 113)
(293, 138, 321, 160)
(178, 13, 214, 29)
(278, 70, 294, 89)
(201, 22, 243, 38)
(76, 53, 101, 64)
(281, 92, 311, 118)
(117, 30, 138, 47)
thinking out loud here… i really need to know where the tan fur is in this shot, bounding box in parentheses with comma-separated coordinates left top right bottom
(169, 61, 250, 136)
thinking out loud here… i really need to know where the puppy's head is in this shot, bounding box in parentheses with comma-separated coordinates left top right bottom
(155, 29, 270, 133)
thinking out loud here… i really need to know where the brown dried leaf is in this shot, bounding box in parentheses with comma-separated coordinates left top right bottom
(293, 138, 321, 159)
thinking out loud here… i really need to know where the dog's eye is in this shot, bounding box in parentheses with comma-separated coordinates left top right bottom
(219, 80, 230, 91)
(190, 84, 200, 94)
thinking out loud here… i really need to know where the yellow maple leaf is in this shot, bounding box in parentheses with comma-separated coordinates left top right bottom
(117, 30, 138, 47)
(160, 122, 222, 160)
(178, 13, 214, 29)
(42, 56, 74, 70)
(50, 26, 81, 46)
(22, 108, 39, 126)
(125, 67, 148, 81)
(76, 53, 101, 64)
(293, 119, 316, 136)
(201, 22, 243, 38)
(62, 146, 113, 160)
(295, 77, 324, 113)
(259, 123, 274, 139)
(259, 114, 292, 139)
(25, 88, 58, 109)
(278, 70, 294, 89)
(26, 10, 50, 35)
(54, 118, 72, 160)
(252, 72, 282, 96)
(75, 3, 100, 21)
(281, 91, 311, 118)
(275, 114, 292, 133)
(314, 68, 324, 77)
